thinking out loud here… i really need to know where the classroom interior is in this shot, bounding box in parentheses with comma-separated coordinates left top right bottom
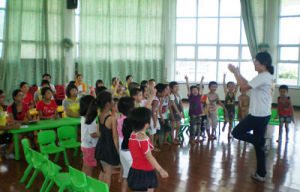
(0, 0, 300, 191)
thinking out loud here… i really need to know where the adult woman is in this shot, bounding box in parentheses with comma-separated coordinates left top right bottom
(228, 51, 274, 182)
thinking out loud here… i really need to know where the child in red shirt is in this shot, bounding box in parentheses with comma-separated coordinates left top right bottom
(36, 87, 59, 120)
(20, 82, 34, 109)
(128, 107, 168, 192)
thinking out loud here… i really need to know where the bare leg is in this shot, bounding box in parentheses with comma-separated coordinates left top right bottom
(99, 163, 113, 188)
(121, 178, 128, 192)
(277, 123, 283, 142)
(285, 123, 289, 141)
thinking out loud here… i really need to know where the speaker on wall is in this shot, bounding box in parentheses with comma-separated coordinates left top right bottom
(67, 0, 78, 9)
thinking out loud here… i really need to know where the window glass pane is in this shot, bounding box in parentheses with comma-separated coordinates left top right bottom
(280, 47, 299, 61)
(21, 43, 39, 59)
(196, 62, 217, 82)
(75, 15, 80, 43)
(277, 63, 298, 86)
(281, 0, 300, 16)
(220, 0, 241, 17)
(219, 46, 239, 59)
(198, 46, 216, 59)
(0, 10, 4, 40)
(217, 62, 238, 82)
(177, 46, 195, 59)
(240, 62, 257, 81)
(177, 0, 196, 17)
(219, 18, 241, 44)
(198, 18, 218, 44)
(175, 61, 195, 82)
(242, 46, 251, 60)
(279, 17, 300, 44)
(176, 19, 196, 44)
(198, 0, 218, 17)
(0, 0, 6, 8)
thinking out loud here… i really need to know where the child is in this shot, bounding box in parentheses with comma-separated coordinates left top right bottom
(125, 75, 133, 96)
(222, 74, 238, 138)
(0, 90, 20, 159)
(34, 80, 50, 103)
(169, 81, 184, 144)
(20, 82, 34, 108)
(198, 84, 209, 141)
(185, 76, 203, 144)
(7, 89, 32, 123)
(36, 87, 59, 120)
(117, 97, 135, 192)
(158, 84, 172, 145)
(139, 85, 156, 109)
(63, 84, 80, 118)
(111, 77, 119, 90)
(75, 74, 87, 96)
(112, 98, 120, 118)
(206, 81, 227, 140)
(238, 88, 250, 122)
(130, 88, 143, 107)
(41, 73, 56, 94)
(90, 79, 104, 97)
(276, 85, 295, 142)
(79, 95, 99, 176)
(86, 91, 119, 188)
(127, 107, 168, 191)
(141, 80, 148, 87)
(113, 81, 126, 99)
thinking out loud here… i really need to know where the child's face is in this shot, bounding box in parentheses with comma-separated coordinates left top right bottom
(149, 81, 156, 87)
(136, 91, 143, 103)
(172, 84, 179, 94)
(117, 84, 123, 92)
(21, 84, 29, 93)
(209, 84, 218, 93)
(143, 88, 148, 98)
(43, 76, 51, 83)
(97, 82, 104, 87)
(191, 87, 199, 96)
(227, 83, 235, 93)
(14, 92, 24, 103)
(165, 86, 170, 96)
(279, 89, 288, 97)
(70, 88, 78, 97)
(127, 77, 133, 84)
(44, 90, 53, 100)
(0, 93, 5, 105)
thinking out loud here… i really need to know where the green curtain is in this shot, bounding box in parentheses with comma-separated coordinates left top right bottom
(79, 0, 166, 87)
(0, 0, 64, 102)
(240, 0, 279, 60)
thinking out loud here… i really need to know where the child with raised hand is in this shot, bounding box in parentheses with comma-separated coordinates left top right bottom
(140, 84, 157, 109)
(79, 95, 98, 176)
(238, 88, 250, 122)
(222, 74, 238, 138)
(127, 107, 168, 192)
(63, 84, 80, 118)
(169, 81, 184, 144)
(198, 84, 209, 141)
(206, 81, 227, 140)
(276, 85, 295, 142)
(85, 91, 119, 188)
(185, 75, 203, 144)
(36, 87, 59, 120)
(130, 88, 143, 108)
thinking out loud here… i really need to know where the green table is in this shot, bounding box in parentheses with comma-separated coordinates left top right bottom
(8, 117, 80, 160)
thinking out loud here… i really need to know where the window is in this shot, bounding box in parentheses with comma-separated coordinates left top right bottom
(277, 0, 300, 86)
(0, 0, 6, 57)
(175, 0, 253, 83)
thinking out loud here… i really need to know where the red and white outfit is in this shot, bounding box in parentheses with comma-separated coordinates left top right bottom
(36, 100, 57, 117)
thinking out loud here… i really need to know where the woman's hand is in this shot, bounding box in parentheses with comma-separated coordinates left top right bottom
(228, 64, 238, 74)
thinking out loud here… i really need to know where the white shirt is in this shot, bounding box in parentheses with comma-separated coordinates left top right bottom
(80, 116, 98, 148)
(248, 72, 274, 117)
(170, 93, 181, 104)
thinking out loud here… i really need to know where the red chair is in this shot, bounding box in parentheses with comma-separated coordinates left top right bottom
(29, 86, 38, 98)
(55, 85, 65, 100)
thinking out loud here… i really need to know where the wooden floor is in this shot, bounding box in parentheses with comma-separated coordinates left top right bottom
(1, 110, 300, 192)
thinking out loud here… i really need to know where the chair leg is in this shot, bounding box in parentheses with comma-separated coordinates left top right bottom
(25, 169, 39, 189)
(58, 184, 67, 192)
(73, 147, 78, 157)
(54, 152, 60, 163)
(20, 164, 33, 183)
(63, 150, 69, 166)
(40, 177, 50, 192)
(45, 180, 54, 192)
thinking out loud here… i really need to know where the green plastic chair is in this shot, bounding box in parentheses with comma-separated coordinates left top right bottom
(57, 126, 81, 157)
(87, 176, 109, 192)
(69, 166, 88, 191)
(20, 138, 33, 184)
(217, 107, 225, 134)
(178, 109, 189, 141)
(37, 130, 69, 166)
(269, 109, 280, 125)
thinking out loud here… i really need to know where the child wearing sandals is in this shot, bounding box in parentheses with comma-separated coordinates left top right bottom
(127, 107, 168, 192)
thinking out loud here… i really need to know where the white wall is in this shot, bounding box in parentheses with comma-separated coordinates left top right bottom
(178, 84, 300, 106)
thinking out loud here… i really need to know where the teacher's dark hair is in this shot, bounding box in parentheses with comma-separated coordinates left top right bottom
(255, 52, 273, 75)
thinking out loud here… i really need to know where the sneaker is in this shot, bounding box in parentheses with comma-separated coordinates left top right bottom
(5, 153, 15, 160)
(251, 172, 265, 182)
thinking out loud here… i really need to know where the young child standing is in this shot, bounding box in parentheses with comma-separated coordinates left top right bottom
(238, 88, 250, 122)
(85, 91, 119, 188)
(169, 81, 184, 144)
(199, 84, 209, 141)
(80, 95, 98, 176)
(276, 85, 295, 142)
(36, 87, 59, 120)
(222, 74, 238, 138)
(127, 107, 168, 192)
(206, 81, 227, 140)
(185, 76, 203, 144)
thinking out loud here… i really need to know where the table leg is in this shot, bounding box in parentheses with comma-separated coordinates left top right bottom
(13, 133, 20, 160)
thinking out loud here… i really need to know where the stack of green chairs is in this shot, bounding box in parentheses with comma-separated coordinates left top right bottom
(20, 138, 34, 184)
(37, 130, 69, 166)
(69, 166, 88, 191)
(57, 126, 81, 157)
(87, 176, 109, 192)
(179, 109, 189, 141)
(217, 107, 225, 134)
(268, 109, 280, 125)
